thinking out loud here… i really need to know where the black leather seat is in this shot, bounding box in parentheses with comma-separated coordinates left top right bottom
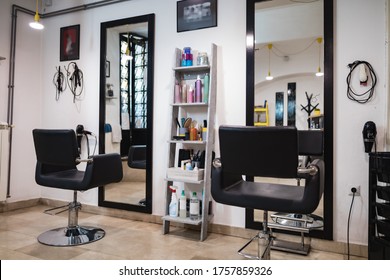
(211, 125, 324, 259)
(32, 129, 123, 246)
(128, 145, 146, 169)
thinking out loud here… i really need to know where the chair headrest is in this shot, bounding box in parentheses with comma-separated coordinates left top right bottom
(32, 129, 79, 167)
(219, 125, 298, 178)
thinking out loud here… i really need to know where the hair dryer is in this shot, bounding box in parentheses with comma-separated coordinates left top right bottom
(76, 124, 92, 154)
(362, 121, 377, 153)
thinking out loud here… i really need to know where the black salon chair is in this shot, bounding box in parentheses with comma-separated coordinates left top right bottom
(128, 145, 146, 169)
(211, 125, 324, 259)
(32, 129, 123, 246)
(128, 145, 147, 206)
(268, 129, 324, 255)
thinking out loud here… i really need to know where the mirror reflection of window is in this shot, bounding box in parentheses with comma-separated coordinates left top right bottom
(120, 34, 148, 130)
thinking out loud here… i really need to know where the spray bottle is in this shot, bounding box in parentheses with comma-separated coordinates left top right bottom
(169, 186, 178, 217)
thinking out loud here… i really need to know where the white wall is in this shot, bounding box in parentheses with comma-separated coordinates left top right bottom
(334, 0, 387, 245)
(0, 0, 388, 246)
(0, 0, 43, 201)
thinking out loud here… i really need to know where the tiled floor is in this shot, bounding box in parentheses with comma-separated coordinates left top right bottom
(0, 205, 363, 260)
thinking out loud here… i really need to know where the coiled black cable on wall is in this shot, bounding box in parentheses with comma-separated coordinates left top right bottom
(65, 62, 84, 103)
(346, 60, 377, 104)
(52, 66, 67, 101)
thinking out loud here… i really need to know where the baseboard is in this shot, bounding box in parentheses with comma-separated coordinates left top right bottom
(0, 198, 368, 258)
(0, 198, 40, 213)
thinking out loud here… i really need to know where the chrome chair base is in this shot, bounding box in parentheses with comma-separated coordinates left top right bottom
(37, 226, 105, 246)
(238, 231, 273, 260)
(268, 212, 324, 255)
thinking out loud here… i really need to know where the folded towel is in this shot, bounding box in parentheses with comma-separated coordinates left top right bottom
(111, 123, 122, 143)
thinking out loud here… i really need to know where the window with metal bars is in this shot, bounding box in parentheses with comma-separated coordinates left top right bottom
(120, 33, 148, 130)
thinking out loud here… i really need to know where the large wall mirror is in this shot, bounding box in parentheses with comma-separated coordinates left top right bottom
(245, 0, 333, 240)
(98, 14, 155, 213)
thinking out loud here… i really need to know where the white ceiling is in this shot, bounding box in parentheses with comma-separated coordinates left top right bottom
(255, 0, 323, 45)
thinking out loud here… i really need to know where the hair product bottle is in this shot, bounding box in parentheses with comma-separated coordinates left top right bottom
(203, 73, 209, 103)
(195, 75, 202, 103)
(190, 191, 199, 220)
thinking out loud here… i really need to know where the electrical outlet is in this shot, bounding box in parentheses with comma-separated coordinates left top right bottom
(349, 186, 361, 196)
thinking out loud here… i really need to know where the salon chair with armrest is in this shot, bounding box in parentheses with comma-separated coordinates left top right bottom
(211, 125, 324, 259)
(32, 129, 123, 246)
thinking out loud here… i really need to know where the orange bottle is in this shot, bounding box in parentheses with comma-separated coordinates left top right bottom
(190, 126, 197, 141)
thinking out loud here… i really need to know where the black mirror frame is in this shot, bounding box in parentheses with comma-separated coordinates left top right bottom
(98, 14, 155, 214)
(245, 0, 333, 240)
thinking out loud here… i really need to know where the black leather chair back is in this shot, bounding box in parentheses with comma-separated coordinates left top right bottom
(33, 129, 79, 168)
(128, 145, 147, 169)
(298, 130, 323, 156)
(219, 125, 298, 178)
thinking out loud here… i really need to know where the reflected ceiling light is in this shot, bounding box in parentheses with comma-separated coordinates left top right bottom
(266, 43, 273, 81)
(123, 33, 133, 61)
(315, 37, 324, 77)
(29, 0, 44, 30)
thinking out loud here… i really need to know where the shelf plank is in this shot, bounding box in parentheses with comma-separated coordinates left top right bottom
(173, 65, 210, 72)
(165, 177, 204, 184)
(168, 140, 206, 144)
(171, 102, 208, 107)
(162, 215, 202, 225)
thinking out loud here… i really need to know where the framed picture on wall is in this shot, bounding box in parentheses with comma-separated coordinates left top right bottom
(177, 0, 217, 32)
(60, 24, 80, 61)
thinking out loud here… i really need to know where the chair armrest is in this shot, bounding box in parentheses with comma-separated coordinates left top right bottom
(301, 158, 325, 213)
(211, 161, 243, 201)
(85, 153, 123, 187)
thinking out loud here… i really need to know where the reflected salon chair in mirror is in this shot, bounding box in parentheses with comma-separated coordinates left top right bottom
(98, 14, 155, 213)
(246, 0, 333, 240)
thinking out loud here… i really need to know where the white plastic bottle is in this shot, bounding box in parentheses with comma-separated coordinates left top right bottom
(169, 187, 178, 217)
(190, 191, 200, 220)
(179, 190, 187, 218)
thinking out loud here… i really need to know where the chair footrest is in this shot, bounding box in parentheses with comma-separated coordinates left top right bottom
(268, 222, 310, 233)
(271, 239, 310, 255)
(43, 204, 70, 216)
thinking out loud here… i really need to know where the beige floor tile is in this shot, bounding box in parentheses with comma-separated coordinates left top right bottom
(0, 246, 40, 260)
(16, 243, 87, 260)
(0, 205, 366, 260)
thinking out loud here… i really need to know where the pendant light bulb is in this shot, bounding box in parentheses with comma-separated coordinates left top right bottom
(315, 37, 323, 77)
(266, 43, 273, 81)
(30, 0, 44, 30)
(124, 33, 133, 61)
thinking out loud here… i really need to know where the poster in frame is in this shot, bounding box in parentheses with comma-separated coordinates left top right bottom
(60, 24, 80, 61)
(177, 0, 217, 32)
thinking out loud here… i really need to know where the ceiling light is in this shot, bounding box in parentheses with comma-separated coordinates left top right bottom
(266, 43, 273, 81)
(315, 37, 324, 77)
(29, 0, 44, 30)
